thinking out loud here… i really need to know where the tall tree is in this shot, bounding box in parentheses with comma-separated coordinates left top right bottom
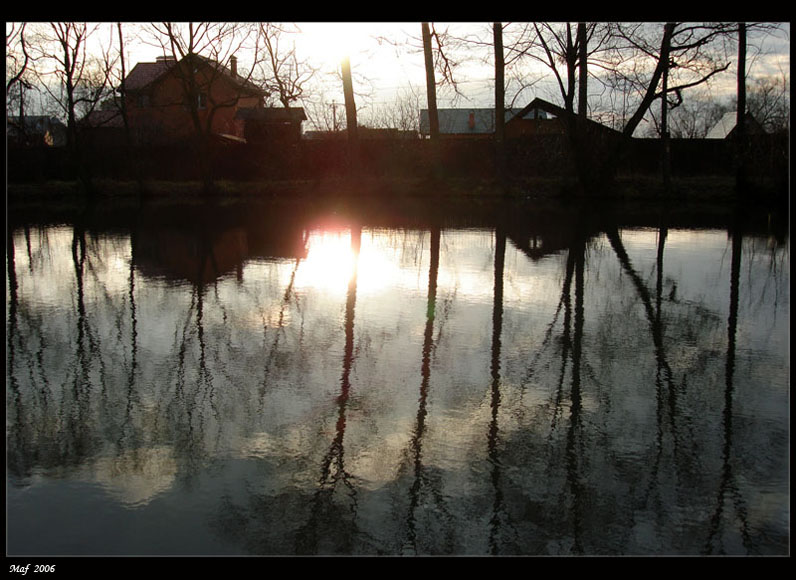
(577, 22, 588, 118)
(6, 23, 32, 124)
(736, 22, 748, 191)
(494, 22, 506, 182)
(421, 22, 440, 174)
(592, 22, 734, 189)
(26, 22, 111, 193)
(341, 55, 359, 175)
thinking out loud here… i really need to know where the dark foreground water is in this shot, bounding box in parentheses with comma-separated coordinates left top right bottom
(6, 198, 789, 556)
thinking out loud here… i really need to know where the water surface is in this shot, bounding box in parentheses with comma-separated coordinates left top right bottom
(6, 199, 789, 555)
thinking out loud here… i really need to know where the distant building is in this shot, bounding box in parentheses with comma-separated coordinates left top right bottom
(419, 108, 534, 138)
(505, 98, 621, 138)
(705, 112, 765, 139)
(7, 116, 67, 147)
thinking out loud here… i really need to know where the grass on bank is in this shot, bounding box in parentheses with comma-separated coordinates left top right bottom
(7, 174, 787, 208)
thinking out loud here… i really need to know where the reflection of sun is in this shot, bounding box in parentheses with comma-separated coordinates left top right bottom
(295, 230, 358, 296)
(294, 229, 412, 298)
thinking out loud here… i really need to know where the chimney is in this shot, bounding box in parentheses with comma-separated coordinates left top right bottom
(468, 112, 476, 130)
(230, 56, 237, 77)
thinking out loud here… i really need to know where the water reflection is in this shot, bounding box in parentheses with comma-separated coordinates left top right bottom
(6, 201, 789, 555)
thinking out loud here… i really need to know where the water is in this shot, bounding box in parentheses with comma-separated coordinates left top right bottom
(6, 199, 789, 556)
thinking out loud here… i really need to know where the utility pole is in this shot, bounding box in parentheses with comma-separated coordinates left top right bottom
(330, 100, 342, 132)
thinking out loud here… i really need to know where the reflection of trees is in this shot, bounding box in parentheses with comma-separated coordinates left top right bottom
(257, 251, 305, 411)
(563, 231, 586, 554)
(704, 220, 752, 554)
(66, 221, 102, 467)
(402, 227, 455, 555)
(486, 226, 520, 554)
(117, 227, 140, 451)
(7, 227, 25, 477)
(294, 226, 362, 555)
(6, 208, 789, 555)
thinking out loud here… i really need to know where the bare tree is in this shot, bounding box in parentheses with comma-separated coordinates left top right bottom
(6, 23, 32, 121)
(145, 22, 265, 190)
(744, 73, 790, 133)
(341, 55, 359, 173)
(655, 90, 729, 138)
(360, 86, 423, 133)
(255, 23, 316, 108)
(518, 22, 739, 190)
(146, 22, 264, 136)
(494, 22, 506, 181)
(422, 22, 440, 148)
(419, 22, 466, 175)
(24, 22, 114, 192)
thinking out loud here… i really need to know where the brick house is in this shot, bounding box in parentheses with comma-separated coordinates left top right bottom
(122, 54, 267, 145)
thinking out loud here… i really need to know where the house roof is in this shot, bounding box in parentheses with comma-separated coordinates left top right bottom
(235, 107, 307, 122)
(123, 54, 266, 97)
(705, 111, 764, 139)
(419, 108, 531, 135)
(7, 115, 66, 130)
(123, 58, 175, 91)
(511, 98, 621, 134)
(79, 109, 125, 129)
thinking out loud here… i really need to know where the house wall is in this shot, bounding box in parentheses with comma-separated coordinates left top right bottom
(127, 62, 261, 145)
(505, 118, 567, 138)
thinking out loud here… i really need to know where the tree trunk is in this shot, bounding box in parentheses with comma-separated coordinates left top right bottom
(422, 23, 441, 175)
(577, 23, 587, 119)
(341, 56, 359, 176)
(736, 22, 748, 192)
(117, 23, 145, 201)
(661, 50, 671, 190)
(570, 23, 592, 193)
(493, 23, 506, 183)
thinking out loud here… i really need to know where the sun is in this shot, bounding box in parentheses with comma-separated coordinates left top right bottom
(295, 23, 373, 73)
(296, 22, 414, 75)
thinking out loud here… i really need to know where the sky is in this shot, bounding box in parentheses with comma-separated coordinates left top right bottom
(9, 22, 791, 131)
(122, 22, 791, 126)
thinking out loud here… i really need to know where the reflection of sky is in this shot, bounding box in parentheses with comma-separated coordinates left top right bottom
(6, 222, 790, 555)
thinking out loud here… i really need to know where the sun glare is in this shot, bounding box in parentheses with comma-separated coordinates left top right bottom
(294, 230, 358, 296)
(293, 228, 421, 299)
(297, 23, 373, 73)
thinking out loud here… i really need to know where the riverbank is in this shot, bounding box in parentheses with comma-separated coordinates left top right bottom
(7, 174, 788, 207)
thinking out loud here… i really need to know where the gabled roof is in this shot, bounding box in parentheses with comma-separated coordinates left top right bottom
(705, 111, 765, 139)
(123, 58, 176, 91)
(419, 108, 530, 135)
(511, 97, 622, 134)
(123, 54, 266, 97)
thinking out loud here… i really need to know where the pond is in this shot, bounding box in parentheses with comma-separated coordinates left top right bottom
(6, 197, 790, 556)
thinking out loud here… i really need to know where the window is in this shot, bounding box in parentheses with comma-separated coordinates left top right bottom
(197, 93, 207, 110)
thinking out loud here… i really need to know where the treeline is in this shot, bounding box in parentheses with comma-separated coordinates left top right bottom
(7, 133, 788, 184)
